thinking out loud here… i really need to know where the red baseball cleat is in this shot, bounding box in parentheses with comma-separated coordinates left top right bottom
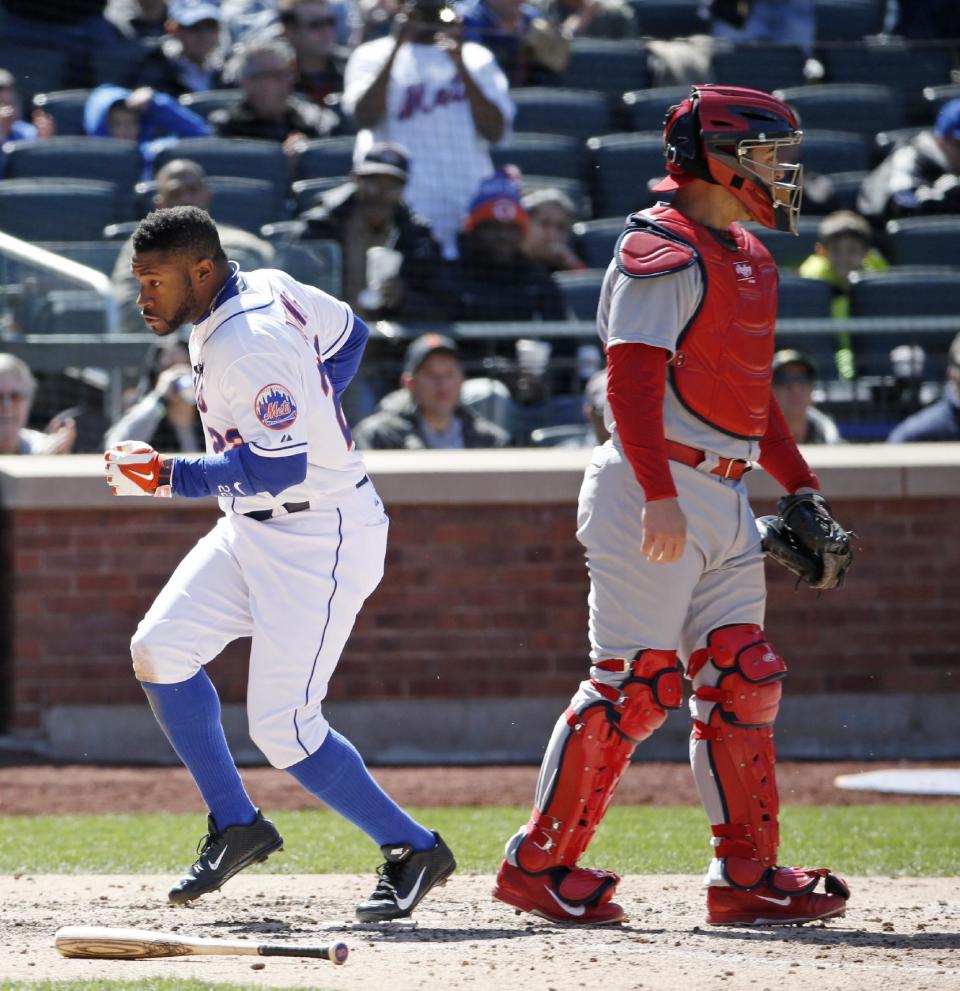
(706, 867, 850, 926)
(492, 860, 626, 925)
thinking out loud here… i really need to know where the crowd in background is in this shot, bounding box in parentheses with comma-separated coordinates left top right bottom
(0, 0, 959, 451)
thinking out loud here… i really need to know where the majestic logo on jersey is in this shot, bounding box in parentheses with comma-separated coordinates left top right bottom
(397, 80, 467, 121)
(733, 260, 755, 282)
(255, 384, 298, 430)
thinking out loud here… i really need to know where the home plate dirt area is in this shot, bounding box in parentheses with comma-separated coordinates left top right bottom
(1, 762, 958, 990)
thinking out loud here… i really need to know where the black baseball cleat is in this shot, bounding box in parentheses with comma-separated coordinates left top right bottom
(355, 831, 456, 922)
(168, 809, 283, 905)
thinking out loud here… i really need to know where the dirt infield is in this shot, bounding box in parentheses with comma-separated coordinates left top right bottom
(3, 873, 958, 990)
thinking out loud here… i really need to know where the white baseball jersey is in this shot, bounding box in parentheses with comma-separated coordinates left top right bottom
(188, 264, 368, 515)
(342, 38, 515, 258)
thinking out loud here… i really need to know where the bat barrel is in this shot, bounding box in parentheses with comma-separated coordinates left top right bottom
(260, 940, 349, 964)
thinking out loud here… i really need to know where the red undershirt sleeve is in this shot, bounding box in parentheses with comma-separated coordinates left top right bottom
(606, 341, 677, 502)
(758, 394, 820, 493)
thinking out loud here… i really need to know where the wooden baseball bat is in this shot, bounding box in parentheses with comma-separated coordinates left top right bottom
(54, 926, 348, 964)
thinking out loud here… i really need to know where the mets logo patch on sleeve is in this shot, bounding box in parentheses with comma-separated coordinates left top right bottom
(255, 383, 298, 430)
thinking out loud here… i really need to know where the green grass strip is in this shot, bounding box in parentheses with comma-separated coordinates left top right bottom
(2, 982, 280, 991)
(0, 806, 957, 876)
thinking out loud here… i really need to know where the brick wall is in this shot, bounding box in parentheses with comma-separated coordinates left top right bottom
(3, 491, 958, 735)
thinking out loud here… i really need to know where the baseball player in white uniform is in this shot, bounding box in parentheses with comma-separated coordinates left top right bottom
(104, 206, 455, 921)
(342, 0, 515, 258)
(493, 85, 853, 927)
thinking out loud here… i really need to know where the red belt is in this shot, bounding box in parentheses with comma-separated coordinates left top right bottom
(666, 440, 751, 481)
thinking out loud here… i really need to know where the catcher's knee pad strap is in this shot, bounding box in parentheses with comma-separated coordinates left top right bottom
(516, 649, 681, 874)
(690, 625, 786, 889)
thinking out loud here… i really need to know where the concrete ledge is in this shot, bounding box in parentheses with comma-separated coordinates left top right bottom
(2, 444, 960, 509)
(34, 694, 960, 764)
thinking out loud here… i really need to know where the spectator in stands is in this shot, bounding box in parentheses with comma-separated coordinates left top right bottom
(295, 142, 449, 322)
(223, 0, 360, 49)
(858, 98, 960, 224)
(279, 0, 352, 105)
(0, 68, 56, 177)
(342, 0, 514, 258)
(537, 0, 637, 39)
(797, 210, 888, 379)
(705, 0, 815, 55)
(448, 170, 567, 321)
(353, 332, 510, 448)
(210, 38, 338, 154)
(520, 187, 587, 273)
(83, 83, 211, 176)
(0, 354, 76, 455)
(458, 0, 570, 85)
(887, 332, 960, 443)
(771, 349, 843, 445)
(112, 159, 275, 332)
(143, 0, 225, 96)
(357, 0, 402, 41)
(106, 0, 170, 40)
(103, 335, 201, 452)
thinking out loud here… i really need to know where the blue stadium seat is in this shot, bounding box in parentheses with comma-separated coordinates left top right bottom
(492, 133, 584, 181)
(0, 44, 69, 107)
(153, 137, 288, 189)
(812, 0, 885, 41)
(748, 215, 821, 270)
(819, 170, 869, 211)
(294, 135, 357, 180)
(620, 86, 688, 131)
(179, 89, 244, 121)
(773, 84, 905, 140)
(274, 240, 342, 296)
(885, 217, 960, 268)
(90, 40, 152, 88)
(798, 129, 871, 175)
(291, 176, 349, 214)
(511, 88, 613, 142)
(34, 241, 124, 276)
(554, 268, 606, 320)
(207, 177, 291, 232)
(776, 274, 833, 318)
(572, 216, 627, 268)
(31, 90, 93, 137)
(629, 0, 704, 38)
(0, 179, 122, 241)
(710, 43, 808, 93)
(29, 290, 109, 334)
(553, 39, 649, 95)
(821, 40, 955, 122)
(586, 132, 663, 217)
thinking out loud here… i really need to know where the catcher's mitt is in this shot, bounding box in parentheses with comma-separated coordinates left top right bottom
(757, 492, 853, 590)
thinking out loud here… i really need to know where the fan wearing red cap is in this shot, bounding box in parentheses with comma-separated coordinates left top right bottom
(493, 84, 855, 929)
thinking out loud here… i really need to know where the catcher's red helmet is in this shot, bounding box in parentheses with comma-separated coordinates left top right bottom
(653, 84, 804, 234)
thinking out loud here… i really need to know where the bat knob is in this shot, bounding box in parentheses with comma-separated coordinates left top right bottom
(332, 942, 349, 965)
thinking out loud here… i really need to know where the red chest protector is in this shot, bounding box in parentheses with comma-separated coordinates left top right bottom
(617, 204, 778, 439)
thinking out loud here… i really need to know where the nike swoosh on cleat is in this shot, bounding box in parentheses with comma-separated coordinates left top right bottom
(207, 847, 228, 871)
(395, 867, 427, 911)
(757, 895, 792, 906)
(544, 886, 586, 917)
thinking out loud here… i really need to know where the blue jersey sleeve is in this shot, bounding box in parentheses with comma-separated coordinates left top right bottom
(324, 317, 369, 399)
(171, 446, 307, 499)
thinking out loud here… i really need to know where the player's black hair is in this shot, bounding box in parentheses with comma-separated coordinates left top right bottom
(132, 206, 227, 262)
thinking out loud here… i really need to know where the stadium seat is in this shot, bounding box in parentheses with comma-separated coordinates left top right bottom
(511, 88, 613, 142)
(572, 216, 627, 268)
(0, 44, 69, 106)
(179, 89, 244, 120)
(922, 83, 960, 121)
(629, 0, 704, 38)
(530, 423, 592, 446)
(821, 40, 955, 122)
(0, 179, 122, 241)
(710, 43, 808, 93)
(873, 126, 924, 163)
(34, 241, 124, 276)
(291, 176, 349, 214)
(620, 86, 688, 131)
(492, 133, 584, 181)
(206, 177, 291, 232)
(554, 268, 606, 320)
(776, 274, 833, 319)
(773, 84, 904, 140)
(772, 327, 842, 383)
(812, 0, 885, 41)
(294, 135, 357, 180)
(273, 240, 342, 296)
(748, 215, 821, 270)
(90, 40, 153, 88)
(553, 39, 649, 95)
(885, 217, 960, 268)
(153, 137, 288, 190)
(29, 290, 109, 334)
(586, 132, 664, 217)
(2, 138, 142, 216)
(31, 89, 92, 137)
(820, 170, 869, 212)
(798, 129, 871, 175)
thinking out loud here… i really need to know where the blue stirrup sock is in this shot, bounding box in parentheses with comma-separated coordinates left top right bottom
(287, 728, 435, 851)
(141, 669, 258, 832)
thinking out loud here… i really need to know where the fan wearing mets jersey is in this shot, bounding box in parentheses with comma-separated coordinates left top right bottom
(104, 206, 455, 922)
